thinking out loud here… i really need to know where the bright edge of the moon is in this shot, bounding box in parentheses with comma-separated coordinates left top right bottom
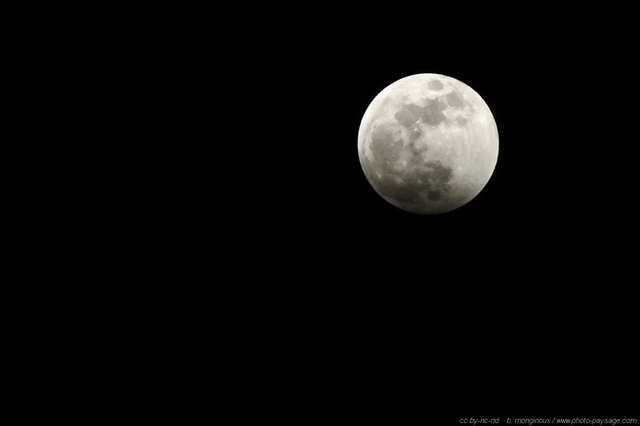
(357, 73, 499, 214)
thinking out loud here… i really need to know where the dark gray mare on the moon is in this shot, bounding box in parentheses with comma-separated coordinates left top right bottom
(364, 125, 453, 206)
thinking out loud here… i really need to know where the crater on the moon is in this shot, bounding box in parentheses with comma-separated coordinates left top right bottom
(444, 91, 466, 109)
(428, 80, 444, 90)
(408, 129, 422, 142)
(455, 116, 469, 126)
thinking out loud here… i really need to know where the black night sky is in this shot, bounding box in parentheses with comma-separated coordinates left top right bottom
(67, 5, 638, 424)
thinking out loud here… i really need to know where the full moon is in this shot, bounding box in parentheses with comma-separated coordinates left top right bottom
(358, 73, 499, 214)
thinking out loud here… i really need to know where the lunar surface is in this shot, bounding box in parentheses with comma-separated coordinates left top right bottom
(358, 73, 499, 214)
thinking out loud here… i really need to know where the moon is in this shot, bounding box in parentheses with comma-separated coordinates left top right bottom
(358, 73, 499, 214)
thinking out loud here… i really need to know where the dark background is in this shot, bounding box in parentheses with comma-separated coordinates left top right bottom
(65, 4, 637, 424)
